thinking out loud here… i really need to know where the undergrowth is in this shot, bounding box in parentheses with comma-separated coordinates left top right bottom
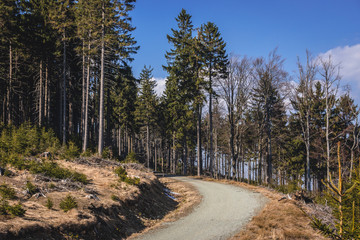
(0, 183, 16, 200)
(26, 180, 38, 195)
(60, 194, 77, 212)
(45, 198, 53, 209)
(123, 152, 139, 163)
(114, 166, 140, 185)
(0, 200, 26, 216)
(3, 158, 87, 184)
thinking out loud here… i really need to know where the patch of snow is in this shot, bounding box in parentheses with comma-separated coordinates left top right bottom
(165, 192, 177, 200)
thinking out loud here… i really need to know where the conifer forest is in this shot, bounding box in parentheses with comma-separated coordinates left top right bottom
(1, 1, 360, 238)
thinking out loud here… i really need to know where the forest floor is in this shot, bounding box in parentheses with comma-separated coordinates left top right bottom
(0, 158, 200, 240)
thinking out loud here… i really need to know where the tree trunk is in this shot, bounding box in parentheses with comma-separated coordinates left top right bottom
(305, 112, 311, 190)
(183, 140, 188, 175)
(197, 104, 202, 176)
(98, 5, 105, 155)
(230, 113, 236, 178)
(7, 42, 12, 124)
(209, 62, 213, 177)
(62, 36, 67, 145)
(155, 139, 157, 172)
(82, 45, 91, 152)
(146, 124, 150, 168)
(267, 121, 272, 185)
(44, 63, 49, 125)
(214, 126, 218, 178)
(172, 132, 176, 174)
(258, 135, 263, 184)
(325, 91, 330, 182)
(39, 60, 43, 126)
(81, 42, 86, 138)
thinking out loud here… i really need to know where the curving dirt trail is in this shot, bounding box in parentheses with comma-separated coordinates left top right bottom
(134, 176, 267, 240)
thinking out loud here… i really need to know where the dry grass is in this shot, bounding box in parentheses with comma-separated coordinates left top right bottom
(0, 159, 201, 239)
(198, 178, 329, 240)
(127, 177, 201, 239)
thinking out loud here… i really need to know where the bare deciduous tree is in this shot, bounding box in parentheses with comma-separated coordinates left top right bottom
(292, 50, 317, 190)
(318, 55, 340, 181)
(217, 55, 252, 179)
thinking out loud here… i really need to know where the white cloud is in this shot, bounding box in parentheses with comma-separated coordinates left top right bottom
(153, 77, 167, 97)
(318, 44, 360, 103)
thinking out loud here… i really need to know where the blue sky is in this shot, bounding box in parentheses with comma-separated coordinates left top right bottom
(130, 0, 360, 102)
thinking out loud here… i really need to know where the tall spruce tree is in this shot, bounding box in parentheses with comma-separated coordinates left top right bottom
(97, 0, 138, 155)
(48, 0, 73, 145)
(163, 9, 196, 174)
(136, 66, 157, 168)
(199, 21, 228, 177)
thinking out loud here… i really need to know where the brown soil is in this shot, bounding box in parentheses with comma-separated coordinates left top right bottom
(197, 178, 329, 240)
(0, 158, 199, 240)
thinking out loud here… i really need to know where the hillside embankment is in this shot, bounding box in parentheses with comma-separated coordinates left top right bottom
(0, 157, 199, 240)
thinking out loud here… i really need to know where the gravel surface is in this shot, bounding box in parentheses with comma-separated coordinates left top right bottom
(134, 176, 268, 240)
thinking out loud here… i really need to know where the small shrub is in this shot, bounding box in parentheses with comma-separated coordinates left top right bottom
(0, 183, 16, 200)
(45, 198, 53, 209)
(39, 127, 60, 155)
(72, 172, 88, 184)
(0, 200, 26, 216)
(30, 161, 88, 184)
(80, 149, 93, 157)
(61, 141, 80, 160)
(125, 177, 140, 185)
(7, 202, 26, 216)
(102, 147, 113, 159)
(48, 182, 56, 189)
(0, 200, 9, 215)
(114, 166, 140, 185)
(3, 169, 11, 177)
(124, 152, 138, 163)
(59, 194, 77, 212)
(111, 194, 119, 201)
(26, 181, 37, 195)
(114, 166, 128, 182)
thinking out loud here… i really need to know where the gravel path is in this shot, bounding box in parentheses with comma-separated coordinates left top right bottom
(134, 177, 267, 240)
